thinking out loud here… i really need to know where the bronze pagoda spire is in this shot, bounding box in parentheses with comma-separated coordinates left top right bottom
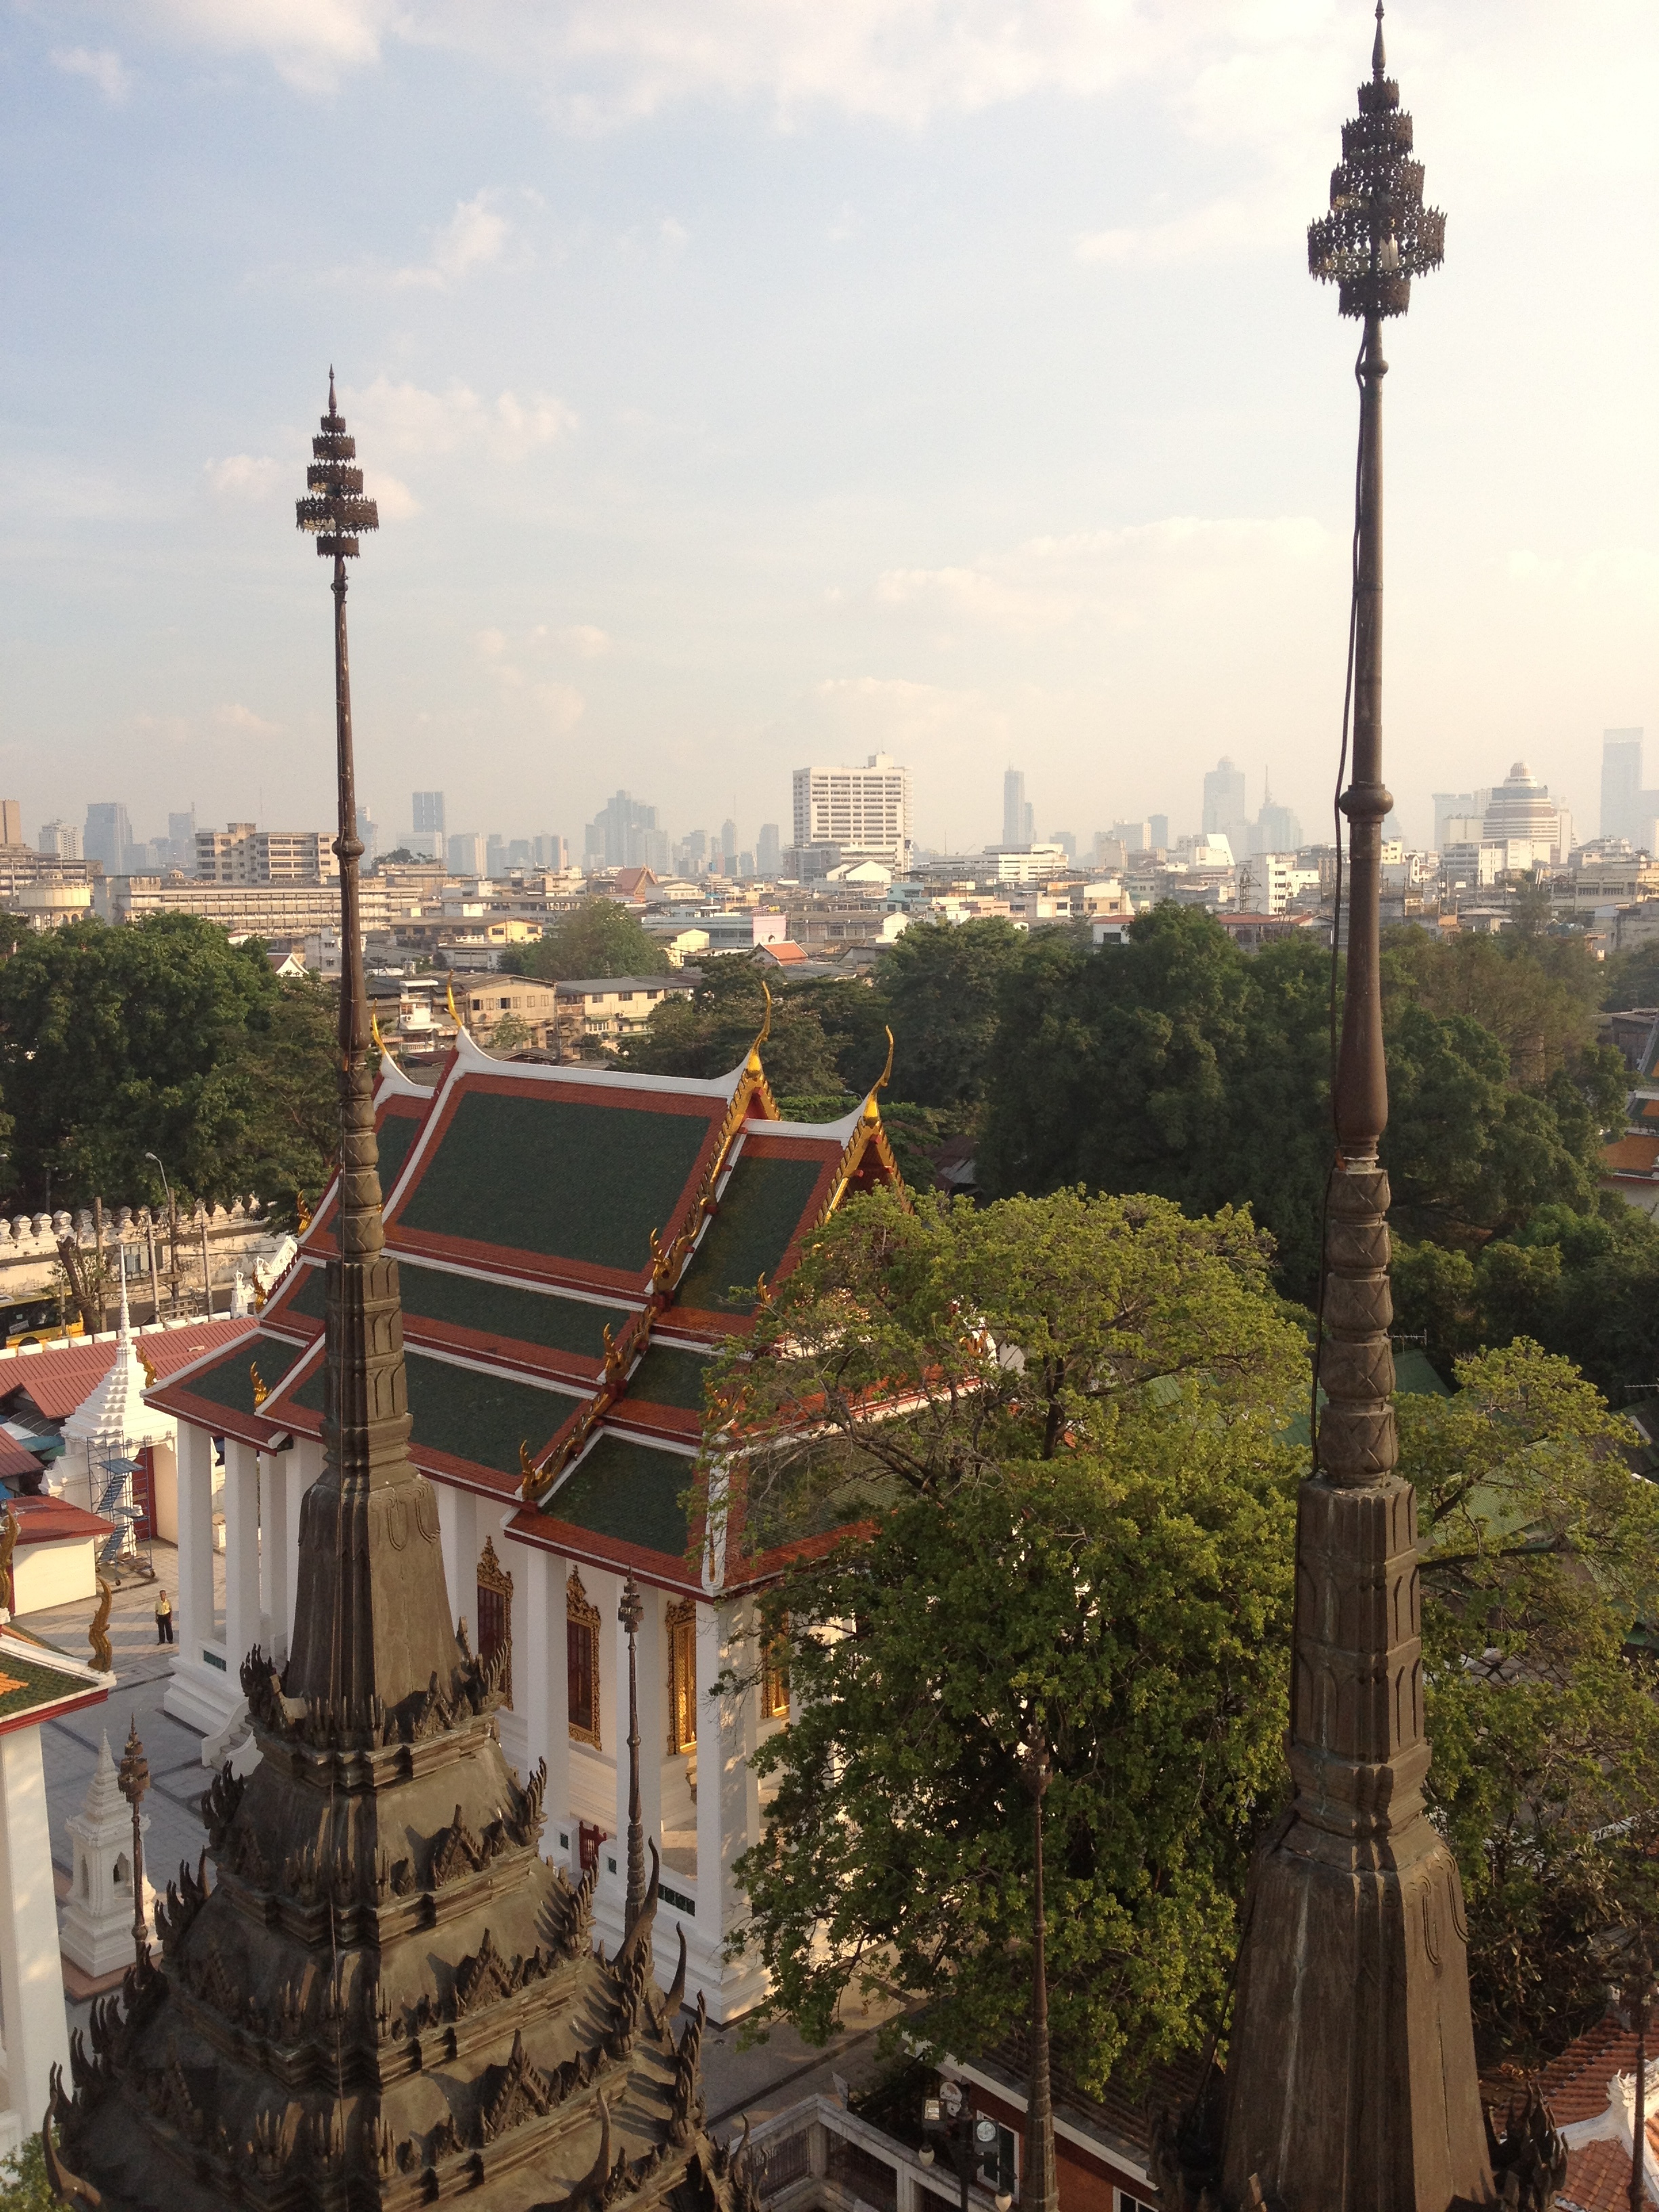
(41, 379, 759, 2212)
(1218, 15, 1490, 2211)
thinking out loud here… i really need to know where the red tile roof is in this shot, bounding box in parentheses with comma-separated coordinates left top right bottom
(0, 1433, 45, 1482)
(0, 1322, 251, 1419)
(1525, 2013, 1657, 2211)
(8, 1494, 115, 1544)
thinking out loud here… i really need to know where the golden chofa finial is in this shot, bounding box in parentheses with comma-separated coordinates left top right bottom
(250, 1361, 269, 1408)
(519, 1439, 541, 1500)
(745, 979, 773, 1074)
(445, 975, 464, 1031)
(863, 1025, 896, 1125)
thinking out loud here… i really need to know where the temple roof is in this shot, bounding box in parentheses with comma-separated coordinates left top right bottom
(147, 1029, 903, 1593)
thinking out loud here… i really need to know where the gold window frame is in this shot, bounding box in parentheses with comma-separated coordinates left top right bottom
(567, 1567, 602, 1749)
(761, 1616, 790, 1721)
(667, 1599, 697, 1756)
(475, 1536, 514, 1708)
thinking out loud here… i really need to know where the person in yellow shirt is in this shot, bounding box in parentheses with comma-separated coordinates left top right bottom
(155, 1587, 173, 1646)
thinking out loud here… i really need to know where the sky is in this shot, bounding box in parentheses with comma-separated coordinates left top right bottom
(2, 0, 1656, 860)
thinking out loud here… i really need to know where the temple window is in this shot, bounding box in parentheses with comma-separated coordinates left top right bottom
(666, 1600, 697, 1754)
(761, 1619, 790, 1721)
(567, 1568, 601, 1748)
(476, 1536, 514, 1707)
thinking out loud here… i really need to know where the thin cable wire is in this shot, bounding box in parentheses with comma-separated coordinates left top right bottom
(1309, 331, 1370, 1475)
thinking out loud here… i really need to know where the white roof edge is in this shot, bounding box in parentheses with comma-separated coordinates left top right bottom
(762, 1103, 871, 1143)
(445, 1050, 747, 1103)
(376, 1053, 429, 1100)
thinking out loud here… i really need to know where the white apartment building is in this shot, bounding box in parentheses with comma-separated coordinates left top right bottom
(195, 823, 338, 884)
(792, 752, 912, 868)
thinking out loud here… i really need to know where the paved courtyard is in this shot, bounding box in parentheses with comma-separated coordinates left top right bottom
(17, 1543, 896, 2127)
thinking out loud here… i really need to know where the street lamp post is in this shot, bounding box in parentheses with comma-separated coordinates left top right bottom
(144, 1153, 178, 1317)
(921, 2083, 1010, 2212)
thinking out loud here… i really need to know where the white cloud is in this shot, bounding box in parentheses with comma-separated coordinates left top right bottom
(204, 453, 284, 501)
(50, 46, 131, 102)
(215, 701, 281, 735)
(561, 624, 613, 658)
(876, 516, 1330, 638)
(140, 0, 392, 92)
(348, 377, 576, 463)
(659, 217, 689, 248)
(392, 192, 513, 289)
(364, 471, 421, 520)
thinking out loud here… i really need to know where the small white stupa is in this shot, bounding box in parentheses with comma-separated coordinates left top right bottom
(58, 1252, 176, 1525)
(59, 1732, 156, 1980)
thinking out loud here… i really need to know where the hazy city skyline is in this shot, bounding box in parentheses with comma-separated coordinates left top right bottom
(3, 3, 1654, 855)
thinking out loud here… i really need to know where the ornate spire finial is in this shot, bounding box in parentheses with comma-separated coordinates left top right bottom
(1372, 0, 1385, 77)
(619, 1574, 646, 1936)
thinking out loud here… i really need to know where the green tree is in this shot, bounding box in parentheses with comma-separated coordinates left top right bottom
(875, 919, 1027, 1109)
(706, 1187, 1304, 2087)
(501, 901, 669, 983)
(487, 1013, 535, 1055)
(0, 916, 332, 1213)
(1401, 1343, 1659, 2060)
(0, 2133, 56, 2209)
(619, 958, 843, 1094)
(1603, 940, 1659, 1011)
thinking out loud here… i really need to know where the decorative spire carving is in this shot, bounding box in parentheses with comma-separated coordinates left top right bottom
(1020, 1737, 1059, 2212)
(284, 376, 462, 1727)
(1219, 21, 1486, 2212)
(620, 1574, 648, 1939)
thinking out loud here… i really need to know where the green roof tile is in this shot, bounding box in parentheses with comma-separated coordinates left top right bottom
(399, 1090, 715, 1271)
(289, 1351, 577, 1478)
(628, 1343, 713, 1414)
(375, 1107, 423, 1193)
(0, 1645, 98, 1723)
(549, 1433, 691, 1557)
(399, 1264, 628, 1359)
(675, 1154, 825, 1314)
(181, 1335, 305, 1420)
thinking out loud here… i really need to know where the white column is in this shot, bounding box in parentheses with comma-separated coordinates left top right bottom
(517, 1547, 571, 1869)
(222, 1438, 262, 1673)
(175, 1422, 216, 1663)
(0, 1727, 69, 2129)
(695, 1597, 760, 1976)
(286, 1437, 323, 1653)
(614, 1583, 665, 1881)
(260, 1450, 289, 1665)
(435, 1483, 477, 1636)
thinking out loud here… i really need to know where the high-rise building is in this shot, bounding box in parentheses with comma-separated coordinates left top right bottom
(1002, 768, 1034, 847)
(0, 800, 20, 848)
(757, 822, 781, 874)
(792, 752, 912, 868)
(38, 819, 81, 860)
(1202, 758, 1250, 852)
(1049, 830, 1078, 863)
(196, 823, 339, 884)
(1149, 814, 1170, 851)
(486, 833, 507, 879)
(1481, 762, 1572, 863)
(531, 834, 568, 871)
(1432, 792, 1478, 853)
(720, 819, 738, 869)
(83, 802, 134, 876)
(447, 831, 487, 877)
(1107, 819, 1151, 853)
(584, 791, 668, 874)
(356, 804, 377, 867)
(1601, 730, 1644, 843)
(412, 790, 445, 836)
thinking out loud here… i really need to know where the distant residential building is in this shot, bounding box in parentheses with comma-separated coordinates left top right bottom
(793, 752, 912, 869)
(97, 875, 387, 939)
(981, 844, 1069, 884)
(83, 802, 135, 877)
(1202, 758, 1249, 853)
(1601, 729, 1647, 844)
(1104, 819, 1151, 856)
(557, 974, 693, 1047)
(38, 819, 80, 861)
(1002, 769, 1034, 848)
(195, 823, 337, 884)
(586, 790, 668, 874)
(447, 832, 488, 878)
(1048, 829, 1078, 862)
(485, 834, 508, 878)
(166, 808, 197, 870)
(757, 822, 781, 874)
(531, 834, 568, 871)
(1149, 813, 1170, 850)
(1433, 792, 1480, 853)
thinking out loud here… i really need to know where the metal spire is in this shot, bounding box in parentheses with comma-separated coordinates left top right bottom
(620, 1574, 647, 1936)
(1219, 20, 1483, 2212)
(1372, 0, 1386, 79)
(286, 377, 462, 1728)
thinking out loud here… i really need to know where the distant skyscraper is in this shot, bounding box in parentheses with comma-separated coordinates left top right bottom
(531, 834, 568, 871)
(720, 819, 738, 869)
(0, 800, 20, 848)
(413, 790, 445, 835)
(448, 831, 487, 876)
(485, 833, 507, 878)
(38, 819, 80, 860)
(585, 791, 667, 873)
(1002, 768, 1035, 847)
(356, 805, 377, 867)
(1048, 829, 1077, 862)
(1202, 758, 1249, 852)
(1601, 729, 1645, 843)
(757, 822, 781, 874)
(793, 753, 912, 867)
(1149, 814, 1170, 851)
(83, 802, 134, 876)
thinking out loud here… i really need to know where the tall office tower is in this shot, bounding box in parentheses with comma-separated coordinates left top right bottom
(1002, 767, 1035, 846)
(681, 829, 708, 872)
(1109, 819, 1152, 852)
(531, 834, 568, 870)
(757, 822, 781, 874)
(583, 790, 665, 872)
(1432, 791, 1477, 853)
(412, 790, 446, 837)
(1601, 729, 1645, 842)
(38, 819, 81, 859)
(1049, 829, 1078, 862)
(1201, 758, 1250, 851)
(485, 833, 507, 878)
(720, 818, 738, 869)
(356, 804, 377, 867)
(83, 802, 134, 876)
(793, 752, 913, 867)
(0, 800, 20, 847)
(1149, 814, 1170, 851)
